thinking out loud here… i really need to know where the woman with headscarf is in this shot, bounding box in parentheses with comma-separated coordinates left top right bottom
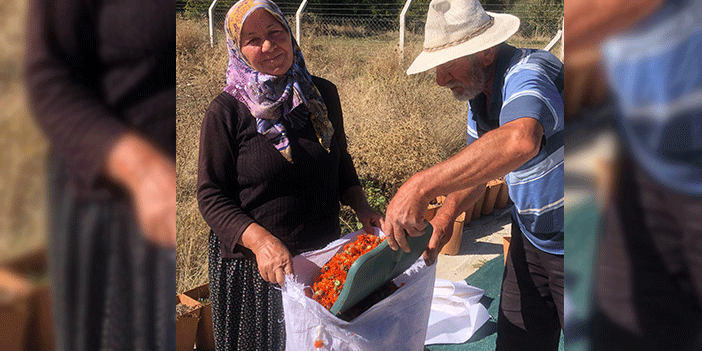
(196, 0, 383, 349)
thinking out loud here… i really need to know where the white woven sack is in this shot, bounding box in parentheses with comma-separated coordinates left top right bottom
(281, 228, 436, 351)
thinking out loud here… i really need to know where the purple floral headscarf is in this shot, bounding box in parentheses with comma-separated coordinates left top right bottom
(223, 0, 334, 163)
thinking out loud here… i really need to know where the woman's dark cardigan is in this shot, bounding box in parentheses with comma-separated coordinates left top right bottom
(197, 76, 361, 259)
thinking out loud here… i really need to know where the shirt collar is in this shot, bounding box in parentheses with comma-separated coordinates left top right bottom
(469, 43, 518, 132)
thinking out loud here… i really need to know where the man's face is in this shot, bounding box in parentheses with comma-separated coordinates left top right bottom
(435, 55, 489, 101)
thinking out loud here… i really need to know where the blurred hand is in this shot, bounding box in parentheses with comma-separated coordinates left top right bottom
(381, 175, 431, 253)
(107, 132, 176, 248)
(131, 161, 176, 248)
(249, 231, 294, 286)
(422, 215, 454, 266)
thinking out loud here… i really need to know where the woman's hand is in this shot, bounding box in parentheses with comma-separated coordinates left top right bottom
(240, 223, 294, 286)
(342, 185, 383, 234)
(106, 132, 176, 248)
(252, 235, 294, 286)
(355, 204, 383, 234)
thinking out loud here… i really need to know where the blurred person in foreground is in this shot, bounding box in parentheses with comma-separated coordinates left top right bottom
(381, 0, 564, 349)
(24, 0, 175, 350)
(196, 0, 382, 349)
(566, 0, 702, 349)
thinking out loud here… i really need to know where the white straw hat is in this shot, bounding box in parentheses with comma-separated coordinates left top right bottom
(406, 0, 520, 75)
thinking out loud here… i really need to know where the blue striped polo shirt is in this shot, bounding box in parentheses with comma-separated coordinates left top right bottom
(601, 0, 702, 196)
(467, 44, 564, 255)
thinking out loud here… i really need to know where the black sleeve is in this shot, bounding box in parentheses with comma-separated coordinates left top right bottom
(196, 94, 255, 252)
(25, 0, 128, 190)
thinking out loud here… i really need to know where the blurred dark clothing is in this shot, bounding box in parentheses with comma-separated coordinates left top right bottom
(25, 0, 176, 200)
(591, 1, 702, 349)
(24, 0, 175, 350)
(48, 157, 175, 351)
(197, 77, 360, 259)
(592, 158, 702, 351)
(496, 213, 564, 351)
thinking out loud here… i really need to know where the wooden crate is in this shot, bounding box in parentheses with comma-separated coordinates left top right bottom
(503, 236, 512, 265)
(481, 179, 504, 215)
(1, 248, 54, 351)
(176, 294, 202, 351)
(495, 182, 511, 209)
(471, 191, 486, 220)
(0, 268, 34, 351)
(183, 284, 214, 351)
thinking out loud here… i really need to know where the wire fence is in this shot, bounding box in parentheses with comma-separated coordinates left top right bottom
(177, 1, 563, 49)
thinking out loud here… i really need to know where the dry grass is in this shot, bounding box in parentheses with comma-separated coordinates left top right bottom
(0, 0, 49, 261)
(300, 35, 468, 191)
(175, 15, 557, 293)
(176, 16, 219, 293)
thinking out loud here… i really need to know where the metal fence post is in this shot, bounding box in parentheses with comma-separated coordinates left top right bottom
(209, 0, 219, 47)
(544, 29, 562, 52)
(561, 17, 564, 60)
(399, 0, 413, 63)
(296, 0, 308, 44)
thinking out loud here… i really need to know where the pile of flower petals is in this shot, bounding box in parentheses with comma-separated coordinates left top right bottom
(311, 234, 384, 310)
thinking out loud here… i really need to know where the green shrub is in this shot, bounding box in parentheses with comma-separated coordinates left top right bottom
(510, 0, 563, 37)
(339, 178, 390, 235)
(183, 0, 208, 19)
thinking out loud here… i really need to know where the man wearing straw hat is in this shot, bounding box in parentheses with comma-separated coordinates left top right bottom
(381, 0, 563, 349)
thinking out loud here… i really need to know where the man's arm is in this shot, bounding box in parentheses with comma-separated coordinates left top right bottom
(416, 117, 542, 200)
(383, 117, 543, 252)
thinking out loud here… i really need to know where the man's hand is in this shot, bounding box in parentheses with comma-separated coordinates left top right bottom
(423, 215, 454, 266)
(107, 132, 176, 248)
(421, 185, 486, 265)
(381, 174, 432, 253)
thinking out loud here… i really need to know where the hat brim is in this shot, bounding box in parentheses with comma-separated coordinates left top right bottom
(406, 12, 520, 75)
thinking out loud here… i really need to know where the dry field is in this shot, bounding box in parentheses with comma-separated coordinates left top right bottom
(175, 15, 559, 293)
(0, 0, 49, 261)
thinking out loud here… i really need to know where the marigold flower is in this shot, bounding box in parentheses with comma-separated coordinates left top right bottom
(312, 234, 383, 310)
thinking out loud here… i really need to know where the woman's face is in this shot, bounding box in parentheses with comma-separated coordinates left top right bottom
(240, 9, 294, 76)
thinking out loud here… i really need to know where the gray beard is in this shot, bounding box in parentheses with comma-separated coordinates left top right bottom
(448, 64, 488, 101)
(452, 88, 480, 101)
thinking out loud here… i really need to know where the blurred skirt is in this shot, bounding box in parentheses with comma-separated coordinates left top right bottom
(208, 230, 286, 351)
(47, 157, 175, 351)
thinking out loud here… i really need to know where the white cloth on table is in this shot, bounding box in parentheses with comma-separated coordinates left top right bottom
(425, 279, 491, 345)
